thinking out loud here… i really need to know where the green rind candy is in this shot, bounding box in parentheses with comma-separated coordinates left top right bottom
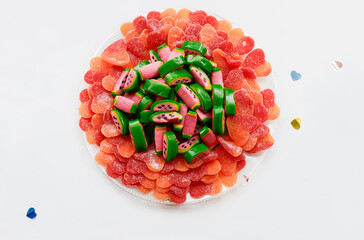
(143, 124, 155, 145)
(212, 84, 224, 107)
(212, 106, 225, 135)
(199, 126, 219, 149)
(175, 83, 201, 110)
(113, 96, 138, 114)
(210, 60, 218, 68)
(189, 83, 213, 113)
(168, 87, 178, 101)
(151, 100, 180, 112)
(196, 109, 212, 125)
(164, 69, 193, 86)
(200, 117, 212, 125)
(134, 60, 150, 71)
(157, 43, 168, 51)
(139, 110, 152, 123)
(199, 126, 211, 137)
(184, 143, 210, 164)
(185, 55, 195, 65)
(123, 68, 140, 92)
(212, 67, 221, 72)
(150, 111, 183, 123)
(111, 68, 130, 96)
(173, 101, 187, 132)
(181, 41, 207, 57)
(142, 79, 171, 98)
(177, 135, 201, 154)
(162, 131, 178, 162)
(138, 96, 153, 112)
(158, 55, 186, 77)
(173, 125, 183, 132)
(149, 50, 161, 62)
(224, 88, 236, 116)
(155, 125, 167, 155)
(182, 110, 197, 140)
(138, 83, 154, 97)
(129, 119, 148, 152)
(135, 90, 145, 101)
(189, 65, 212, 91)
(110, 109, 129, 136)
(186, 55, 214, 74)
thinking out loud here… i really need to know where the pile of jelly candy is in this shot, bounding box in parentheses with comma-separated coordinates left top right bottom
(78, 9, 280, 204)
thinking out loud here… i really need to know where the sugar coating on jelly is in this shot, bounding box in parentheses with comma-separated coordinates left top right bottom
(78, 8, 280, 204)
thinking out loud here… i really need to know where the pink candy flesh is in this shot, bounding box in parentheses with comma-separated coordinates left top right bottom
(211, 70, 224, 87)
(201, 129, 219, 149)
(162, 135, 167, 159)
(182, 112, 197, 137)
(110, 112, 122, 132)
(150, 53, 160, 63)
(176, 85, 199, 110)
(124, 69, 136, 89)
(153, 113, 181, 123)
(155, 126, 167, 154)
(155, 78, 168, 85)
(123, 92, 143, 105)
(139, 61, 163, 80)
(112, 70, 129, 94)
(196, 108, 212, 122)
(179, 103, 188, 126)
(190, 67, 209, 89)
(167, 49, 185, 61)
(114, 96, 135, 113)
(157, 46, 171, 63)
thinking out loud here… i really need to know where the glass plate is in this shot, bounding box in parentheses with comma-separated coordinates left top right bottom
(80, 11, 279, 205)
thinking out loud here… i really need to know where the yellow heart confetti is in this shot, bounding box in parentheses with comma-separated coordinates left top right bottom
(291, 118, 301, 130)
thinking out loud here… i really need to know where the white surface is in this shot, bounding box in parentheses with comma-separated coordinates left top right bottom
(0, 0, 363, 239)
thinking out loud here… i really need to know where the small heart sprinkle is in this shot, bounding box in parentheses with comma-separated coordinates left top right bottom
(291, 118, 301, 130)
(243, 175, 249, 182)
(291, 70, 301, 81)
(332, 60, 343, 71)
(26, 207, 37, 219)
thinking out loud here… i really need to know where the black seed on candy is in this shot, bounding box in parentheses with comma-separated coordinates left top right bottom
(157, 116, 161, 119)
(162, 114, 165, 117)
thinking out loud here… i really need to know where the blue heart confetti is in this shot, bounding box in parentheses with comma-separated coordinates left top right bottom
(291, 70, 302, 81)
(26, 207, 37, 219)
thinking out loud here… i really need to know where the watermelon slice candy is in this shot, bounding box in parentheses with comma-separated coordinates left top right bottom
(151, 100, 180, 112)
(175, 83, 201, 110)
(178, 135, 201, 154)
(150, 111, 183, 123)
(79, 10, 281, 203)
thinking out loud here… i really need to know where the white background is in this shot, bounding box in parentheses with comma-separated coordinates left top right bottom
(0, 0, 364, 239)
